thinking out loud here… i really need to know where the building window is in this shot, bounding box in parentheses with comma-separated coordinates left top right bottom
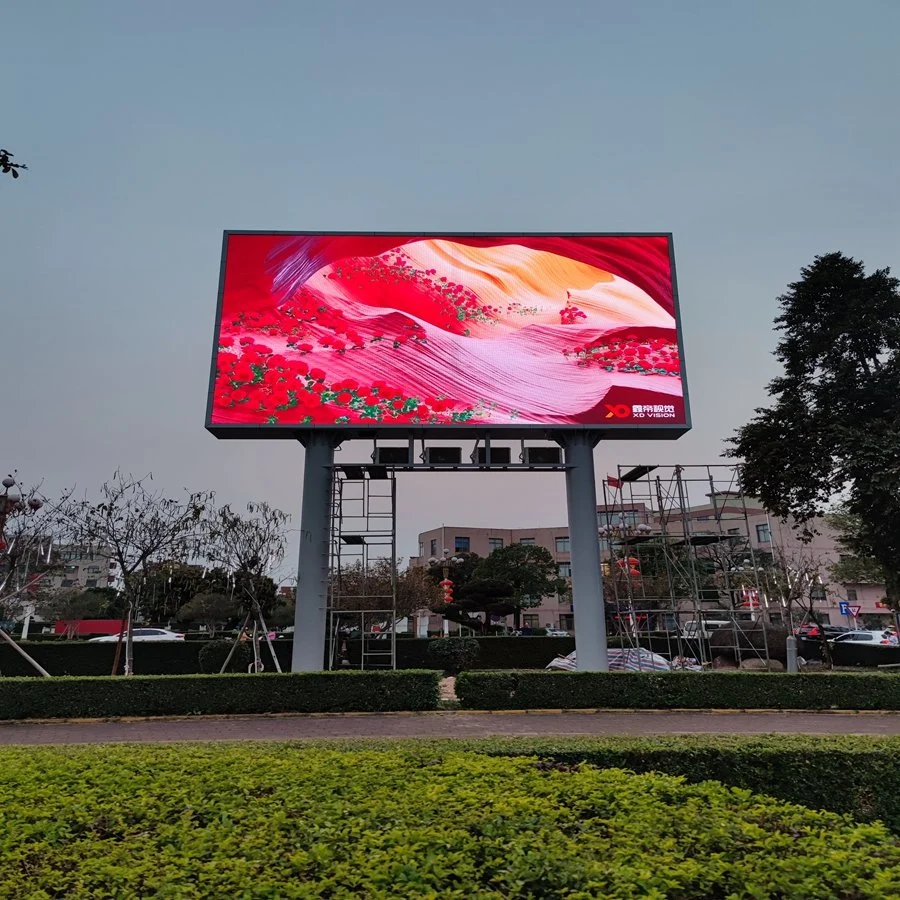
(846, 588, 858, 604)
(559, 614, 574, 631)
(454, 536, 470, 553)
(756, 523, 772, 543)
(430, 539, 437, 556)
(418, 542, 424, 558)
(810, 584, 826, 603)
(519, 537, 536, 545)
(555, 537, 570, 553)
(87, 566, 101, 574)
(61, 579, 75, 588)
(522, 614, 540, 629)
(60, 550, 79, 562)
(86, 579, 98, 588)
(488, 537, 504, 551)
(63, 565, 78, 575)
(558, 563, 572, 578)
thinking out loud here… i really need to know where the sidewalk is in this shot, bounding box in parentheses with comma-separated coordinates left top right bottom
(1, 710, 899, 745)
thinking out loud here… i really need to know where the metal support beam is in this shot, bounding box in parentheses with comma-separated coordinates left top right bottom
(561, 433, 608, 672)
(292, 434, 337, 672)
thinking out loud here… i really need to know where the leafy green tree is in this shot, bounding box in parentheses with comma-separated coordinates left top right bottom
(432, 577, 517, 633)
(728, 253, 900, 623)
(826, 507, 886, 585)
(141, 562, 229, 623)
(475, 544, 566, 629)
(176, 592, 240, 637)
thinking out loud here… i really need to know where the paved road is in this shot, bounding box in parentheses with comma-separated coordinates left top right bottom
(1, 711, 899, 744)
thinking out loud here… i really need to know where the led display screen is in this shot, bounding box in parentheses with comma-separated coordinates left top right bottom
(207, 233, 689, 437)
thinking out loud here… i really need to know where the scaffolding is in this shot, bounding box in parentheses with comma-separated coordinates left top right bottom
(598, 464, 774, 667)
(327, 464, 398, 670)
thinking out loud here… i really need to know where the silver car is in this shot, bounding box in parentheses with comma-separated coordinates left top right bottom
(88, 628, 185, 643)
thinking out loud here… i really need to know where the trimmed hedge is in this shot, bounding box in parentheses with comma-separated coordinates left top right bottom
(363, 735, 900, 833)
(347, 635, 576, 669)
(456, 670, 900, 710)
(2, 745, 899, 897)
(0, 670, 440, 719)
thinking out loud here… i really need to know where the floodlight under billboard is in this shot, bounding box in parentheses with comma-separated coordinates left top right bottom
(206, 232, 690, 439)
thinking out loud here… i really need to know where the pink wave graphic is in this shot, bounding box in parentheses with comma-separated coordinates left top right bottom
(211, 236, 685, 428)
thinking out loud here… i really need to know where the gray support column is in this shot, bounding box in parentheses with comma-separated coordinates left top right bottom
(562, 433, 608, 672)
(292, 434, 336, 672)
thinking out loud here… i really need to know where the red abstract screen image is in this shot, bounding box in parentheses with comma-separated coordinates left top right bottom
(207, 233, 688, 435)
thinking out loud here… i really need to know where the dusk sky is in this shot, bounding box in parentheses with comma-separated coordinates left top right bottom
(3, 0, 898, 573)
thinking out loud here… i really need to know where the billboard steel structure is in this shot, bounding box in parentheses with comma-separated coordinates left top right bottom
(206, 231, 691, 673)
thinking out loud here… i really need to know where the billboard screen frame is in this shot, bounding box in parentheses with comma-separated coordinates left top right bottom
(205, 231, 691, 440)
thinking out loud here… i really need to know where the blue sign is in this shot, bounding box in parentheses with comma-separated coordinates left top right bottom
(838, 601, 850, 616)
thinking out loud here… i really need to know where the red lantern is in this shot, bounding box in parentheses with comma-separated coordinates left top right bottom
(440, 578, 454, 603)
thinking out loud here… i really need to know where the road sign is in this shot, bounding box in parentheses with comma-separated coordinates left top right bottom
(849, 605, 862, 618)
(838, 601, 850, 616)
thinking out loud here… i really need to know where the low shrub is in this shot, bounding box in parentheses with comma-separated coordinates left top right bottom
(456, 670, 900, 710)
(0, 670, 441, 719)
(391, 734, 900, 833)
(197, 639, 253, 674)
(1, 745, 897, 897)
(425, 637, 480, 674)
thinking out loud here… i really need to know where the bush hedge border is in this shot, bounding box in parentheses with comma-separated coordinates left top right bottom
(313, 734, 900, 832)
(455, 670, 900, 710)
(0, 670, 441, 719)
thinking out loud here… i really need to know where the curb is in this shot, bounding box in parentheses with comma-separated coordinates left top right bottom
(2, 708, 900, 726)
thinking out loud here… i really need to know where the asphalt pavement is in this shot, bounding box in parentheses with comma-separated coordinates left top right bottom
(1, 710, 899, 744)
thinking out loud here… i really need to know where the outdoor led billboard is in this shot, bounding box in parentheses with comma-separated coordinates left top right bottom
(206, 233, 689, 438)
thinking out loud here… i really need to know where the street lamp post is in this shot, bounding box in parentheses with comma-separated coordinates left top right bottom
(429, 548, 463, 634)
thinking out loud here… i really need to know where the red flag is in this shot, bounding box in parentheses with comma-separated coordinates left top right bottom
(607, 476, 622, 489)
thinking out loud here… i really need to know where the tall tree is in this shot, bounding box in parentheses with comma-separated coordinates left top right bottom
(204, 501, 288, 620)
(475, 544, 566, 629)
(175, 592, 240, 637)
(334, 558, 441, 619)
(728, 253, 900, 627)
(433, 577, 516, 632)
(825, 507, 887, 586)
(57, 471, 212, 675)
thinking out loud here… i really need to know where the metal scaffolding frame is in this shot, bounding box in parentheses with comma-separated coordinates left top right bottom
(326, 464, 398, 670)
(598, 463, 773, 667)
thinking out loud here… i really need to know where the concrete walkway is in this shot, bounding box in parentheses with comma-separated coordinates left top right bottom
(1, 710, 899, 745)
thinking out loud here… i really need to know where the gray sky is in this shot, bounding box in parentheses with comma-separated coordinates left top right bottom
(3, 0, 898, 570)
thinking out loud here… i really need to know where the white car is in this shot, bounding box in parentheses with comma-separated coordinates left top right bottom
(545, 628, 569, 637)
(88, 628, 185, 643)
(830, 630, 898, 646)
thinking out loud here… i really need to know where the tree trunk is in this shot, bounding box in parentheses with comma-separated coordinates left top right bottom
(513, 607, 521, 630)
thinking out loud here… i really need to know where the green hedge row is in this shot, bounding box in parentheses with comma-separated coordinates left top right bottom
(3, 744, 899, 897)
(0, 637, 573, 676)
(372, 735, 900, 833)
(0, 670, 440, 719)
(456, 670, 900, 710)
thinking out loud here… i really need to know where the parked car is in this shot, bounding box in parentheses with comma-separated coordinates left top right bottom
(544, 628, 569, 637)
(681, 620, 732, 639)
(829, 630, 898, 646)
(88, 628, 185, 643)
